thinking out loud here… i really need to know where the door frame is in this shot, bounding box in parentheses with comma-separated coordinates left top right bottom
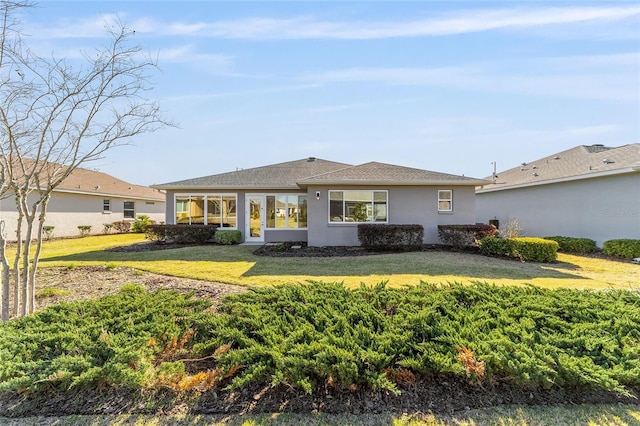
(245, 194, 265, 243)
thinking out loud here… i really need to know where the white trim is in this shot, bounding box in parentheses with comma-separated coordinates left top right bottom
(173, 192, 238, 228)
(438, 189, 453, 212)
(327, 189, 389, 224)
(245, 194, 265, 243)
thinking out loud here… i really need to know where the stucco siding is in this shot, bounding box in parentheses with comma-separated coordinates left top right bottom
(476, 173, 640, 246)
(0, 191, 165, 240)
(307, 185, 477, 246)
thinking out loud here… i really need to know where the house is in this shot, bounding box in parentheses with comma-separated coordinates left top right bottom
(153, 158, 489, 246)
(0, 166, 165, 239)
(476, 144, 640, 246)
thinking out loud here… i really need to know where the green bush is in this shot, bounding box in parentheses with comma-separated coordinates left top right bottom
(77, 225, 92, 237)
(0, 286, 210, 391)
(131, 215, 152, 233)
(544, 236, 597, 254)
(145, 224, 218, 244)
(1, 283, 638, 397)
(357, 224, 424, 251)
(480, 237, 558, 262)
(112, 221, 131, 233)
(603, 239, 640, 259)
(214, 230, 242, 245)
(42, 226, 55, 240)
(438, 224, 497, 247)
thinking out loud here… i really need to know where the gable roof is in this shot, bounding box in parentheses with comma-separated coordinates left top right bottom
(154, 158, 488, 190)
(477, 144, 640, 193)
(153, 158, 353, 190)
(56, 167, 165, 201)
(1, 157, 164, 201)
(297, 161, 489, 187)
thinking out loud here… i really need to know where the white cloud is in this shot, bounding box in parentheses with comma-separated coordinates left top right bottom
(191, 6, 640, 40)
(27, 5, 640, 41)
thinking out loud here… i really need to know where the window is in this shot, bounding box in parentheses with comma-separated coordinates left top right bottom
(123, 201, 135, 219)
(438, 190, 453, 212)
(103, 199, 110, 212)
(266, 194, 307, 229)
(175, 194, 237, 227)
(328, 190, 387, 223)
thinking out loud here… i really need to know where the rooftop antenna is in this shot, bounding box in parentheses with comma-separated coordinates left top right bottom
(491, 162, 498, 183)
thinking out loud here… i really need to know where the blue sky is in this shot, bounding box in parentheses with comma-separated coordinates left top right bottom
(19, 1, 640, 185)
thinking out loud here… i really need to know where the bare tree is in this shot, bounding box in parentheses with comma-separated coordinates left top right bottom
(0, 1, 170, 318)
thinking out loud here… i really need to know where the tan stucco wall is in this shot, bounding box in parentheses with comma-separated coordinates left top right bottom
(0, 191, 165, 240)
(476, 173, 640, 246)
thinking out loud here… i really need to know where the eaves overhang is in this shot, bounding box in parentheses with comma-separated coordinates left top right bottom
(476, 167, 639, 194)
(297, 179, 490, 188)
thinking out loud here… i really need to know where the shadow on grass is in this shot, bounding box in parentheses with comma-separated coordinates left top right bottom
(41, 245, 588, 282)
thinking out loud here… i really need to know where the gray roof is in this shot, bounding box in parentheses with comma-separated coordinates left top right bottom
(478, 144, 640, 193)
(154, 158, 487, 190)
(298, 161, 489, 186)
(154, 158, 352, 190)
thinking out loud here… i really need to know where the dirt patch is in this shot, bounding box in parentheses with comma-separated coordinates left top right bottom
(35, 265, 245, 311)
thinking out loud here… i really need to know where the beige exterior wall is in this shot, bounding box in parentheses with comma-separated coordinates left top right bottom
(0, 191, 165, 240)
(307, 185, 478, 246)
(476, 173, 640, 246)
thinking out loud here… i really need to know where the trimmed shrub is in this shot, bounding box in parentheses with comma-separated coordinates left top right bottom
(438, 224, 497, 247)
(42, 226, 55, 240)
(214, 230, 242, 245)
(113, 220, 131, 233)
(102, 223, 114, 234)
(603, 239, 640, 259)
(77, 225, 92, 237)
(544, 236, 597, 254)
(131, 215, 153, 233)
(480, 237, 558, 262)
(358, 224, 424, 251)
(145, 224, 218, 244)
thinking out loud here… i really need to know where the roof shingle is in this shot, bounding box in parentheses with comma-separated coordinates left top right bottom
(479, 144, 640, 192)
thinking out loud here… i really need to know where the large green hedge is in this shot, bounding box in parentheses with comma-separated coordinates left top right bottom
(603, 239, 640, 259)
(480, 237, 559, 262)
(2, 283, 638, 397)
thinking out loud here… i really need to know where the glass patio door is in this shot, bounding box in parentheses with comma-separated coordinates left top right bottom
(245, 195, 265, 243)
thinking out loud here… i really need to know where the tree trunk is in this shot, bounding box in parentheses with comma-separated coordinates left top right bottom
(29, 196, 49, 314)
(12, 193, 24, 317)
(0, 221, 10, 321)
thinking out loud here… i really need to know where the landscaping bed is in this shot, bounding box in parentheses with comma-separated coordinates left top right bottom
(1, 281, 638, 417)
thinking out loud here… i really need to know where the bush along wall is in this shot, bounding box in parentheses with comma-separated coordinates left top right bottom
(214, 230, 242, 245)
(603, 239, 640, 259)
(438, 224, 497, 248)
(543, 236, 597, 254)
(480, 237, 558, 262)
(358, 224, 424, 251)
(145, 224, 218, 244)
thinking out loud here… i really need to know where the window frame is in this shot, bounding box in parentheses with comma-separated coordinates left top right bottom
(103, 199, 111, 213)
(265, 194, 308, 230)
(174, 193, 238, 228)
(438, 190, 453, 212)
(123, 201, 135, 219)
(327, 190, 388, 224)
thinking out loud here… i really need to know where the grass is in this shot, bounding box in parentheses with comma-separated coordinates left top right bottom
(1, 404, 639, 425)
(30, 234, 640, 289)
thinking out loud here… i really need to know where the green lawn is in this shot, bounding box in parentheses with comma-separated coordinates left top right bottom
(2, 404, 639, 425)
(30, 234, 640, 289)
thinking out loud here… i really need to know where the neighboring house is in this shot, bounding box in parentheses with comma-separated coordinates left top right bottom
(0, 166, 165, 240)
(476, 144, 640, 246)
(153, 158, 489, 246)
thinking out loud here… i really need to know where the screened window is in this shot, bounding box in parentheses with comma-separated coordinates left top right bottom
(123, 201, 135, 219)
(328, 190, 387, 223)
(175, 194, 237, 227)
(438, 190, 453, 212)
(103, 199, 111, 212)
(266, 195, 307, 229)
